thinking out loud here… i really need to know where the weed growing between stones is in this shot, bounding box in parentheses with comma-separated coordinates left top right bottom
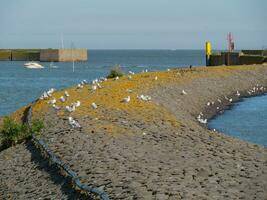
(107, 65, 124, 79)
(0, 117, 44, 150)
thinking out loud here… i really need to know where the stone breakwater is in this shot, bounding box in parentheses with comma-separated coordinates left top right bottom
(1, 65, 267, 199)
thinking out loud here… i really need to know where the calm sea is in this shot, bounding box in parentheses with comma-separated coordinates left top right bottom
(209, 94, 267, 147)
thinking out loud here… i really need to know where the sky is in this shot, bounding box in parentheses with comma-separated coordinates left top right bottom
(0, 0, 266, 49)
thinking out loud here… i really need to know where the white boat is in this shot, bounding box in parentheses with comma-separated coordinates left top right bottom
(24, 62, 44, 69)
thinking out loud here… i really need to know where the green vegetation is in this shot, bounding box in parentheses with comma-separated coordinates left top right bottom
(31, 119, 45, 135)
(107, 65, 124, 79)
(0, 117, 44, 150)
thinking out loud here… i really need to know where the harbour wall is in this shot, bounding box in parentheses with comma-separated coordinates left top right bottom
(0, 49, 88, 62)
(209, 50, 267, 66)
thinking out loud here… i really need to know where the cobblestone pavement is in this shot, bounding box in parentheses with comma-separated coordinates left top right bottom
(0, 141, 91, 200)
(39, 67, 267, 199)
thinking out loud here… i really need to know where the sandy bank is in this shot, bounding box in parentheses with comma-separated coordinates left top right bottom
(1, 65, 267, 199)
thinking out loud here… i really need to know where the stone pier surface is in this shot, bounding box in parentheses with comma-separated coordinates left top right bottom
(1, 65, 267, 199)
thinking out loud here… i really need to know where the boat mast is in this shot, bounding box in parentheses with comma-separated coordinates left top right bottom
(71, 42, 75, 72)
(61, 34, 64, 49)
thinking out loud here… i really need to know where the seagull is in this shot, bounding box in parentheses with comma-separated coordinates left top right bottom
(64, 91, 70, 97)
(167, 69, 170, 71)
(92, 85, 97, 90)
(236, 91, 240, 96)
(198, 118, 207, 124)
(81, 80, 88, 85)
(207, 102, 211, 106)
(100, 77, 107, 82)
(121, 96, 130, 103)
(40, 92, 49, 100)
(129, 71, 135, 75)
(59, 96, 65, 102)
(48, 98, 56, 104)
(77, 84, 83, 89)
(154, 76, 158, 81)
(137, 95, 151, 101)
(65, 105, 75, 112)
(217, 99, 221, 103)
(217, 107, 219, 110)
(47, 88, 55, 96)
(52, 104, 60, 110)
(92, 79, 97, 85)
(229, 98, 233, 102)
(96, 83, 102, 89)
(68, 117, 81, 128)
(181, 90, 187, 95)
(114, 76, 119, 80)
(91, 102, 97, 109)
(74, 101, 81, 107)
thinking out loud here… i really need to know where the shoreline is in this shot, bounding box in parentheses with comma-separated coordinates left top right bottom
(1, 64, 267, 199)
(205, 90, 267, 124)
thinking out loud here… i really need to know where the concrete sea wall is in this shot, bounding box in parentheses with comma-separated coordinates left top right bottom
(0, 49, 88, 62)
(209, 50, 267, 66)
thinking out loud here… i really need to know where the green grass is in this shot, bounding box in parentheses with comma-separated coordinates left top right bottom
(107, 65, 124, 79)
(0, 117, 44, 150)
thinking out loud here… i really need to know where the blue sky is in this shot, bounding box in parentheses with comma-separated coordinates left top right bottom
(0, 0, 266, 49)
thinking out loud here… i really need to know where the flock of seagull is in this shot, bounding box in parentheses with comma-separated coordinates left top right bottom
(39, 69, 266, 129)
(196, 84, 266, 125)
(39, 70, 156, 129)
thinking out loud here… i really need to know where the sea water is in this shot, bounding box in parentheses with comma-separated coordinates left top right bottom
(209, 94, 267, 147)
(0, 50, 205, 116)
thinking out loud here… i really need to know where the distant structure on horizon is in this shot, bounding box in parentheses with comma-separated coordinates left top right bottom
(0, 48, 88, 62)
(206, 33, 267, 66)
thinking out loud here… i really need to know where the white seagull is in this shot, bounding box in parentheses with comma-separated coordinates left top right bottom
(92, 85, 97, 91)
(47, 88, 55, 96)
(97, 83, 102, 89)
(68, 117, 81, 128)
(64, 91, 70, 97)
(48, 98, 56, 104)
(65, 105, 75, 112)
(181, 90, 187, 95)
(74, 101, 81, 107)
(91, 102, 98, 109)
(121, 96, 130, 103)
(137, 95, 151, 101)
(77, 84, 83, 89)
(52, 104, 60, 110)
(154, 76, 158, 81)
